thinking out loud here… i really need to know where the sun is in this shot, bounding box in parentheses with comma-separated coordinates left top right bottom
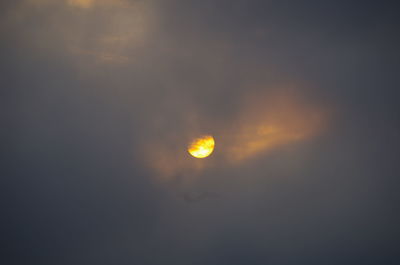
(188, 135, 215, 158)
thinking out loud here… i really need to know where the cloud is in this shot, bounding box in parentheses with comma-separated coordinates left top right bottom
(27, 0, 131, 9)
(2, 1, 399, 264)
(67, 0, 94, 8)
(4, 0, 155, 66)
(143, 86, 329, 181)
(219, 88, 327, 162)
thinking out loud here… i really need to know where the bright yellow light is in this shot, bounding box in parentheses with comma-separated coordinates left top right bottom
(188, 135, 215, 158)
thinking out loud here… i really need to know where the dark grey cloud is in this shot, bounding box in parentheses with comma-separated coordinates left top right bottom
(1, 0, 400, 264)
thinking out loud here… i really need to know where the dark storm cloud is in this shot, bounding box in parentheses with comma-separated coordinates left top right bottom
(1, 1, 400, 265)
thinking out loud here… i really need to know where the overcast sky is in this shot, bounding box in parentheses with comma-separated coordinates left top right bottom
(1, 1, 400, 264)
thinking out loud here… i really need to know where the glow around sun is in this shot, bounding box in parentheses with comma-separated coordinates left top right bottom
(188, 135, 215, 158)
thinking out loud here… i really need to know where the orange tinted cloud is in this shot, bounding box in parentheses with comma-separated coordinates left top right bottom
(67, 0, 94, 8)
(143, 133, 210, 183)
(8, 0, 155, 66)
(219, 89, 326, 162)
(144, 87, 329, 180)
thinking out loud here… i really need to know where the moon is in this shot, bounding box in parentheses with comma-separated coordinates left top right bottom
(188, 135, 215, 158)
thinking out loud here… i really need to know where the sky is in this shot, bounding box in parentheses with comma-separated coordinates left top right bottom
(1, 0, 400, 264)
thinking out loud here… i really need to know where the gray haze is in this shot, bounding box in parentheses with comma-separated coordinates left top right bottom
(1, 1, 400, 264)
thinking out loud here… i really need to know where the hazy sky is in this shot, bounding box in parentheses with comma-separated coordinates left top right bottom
(2, 1, 400, 264)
